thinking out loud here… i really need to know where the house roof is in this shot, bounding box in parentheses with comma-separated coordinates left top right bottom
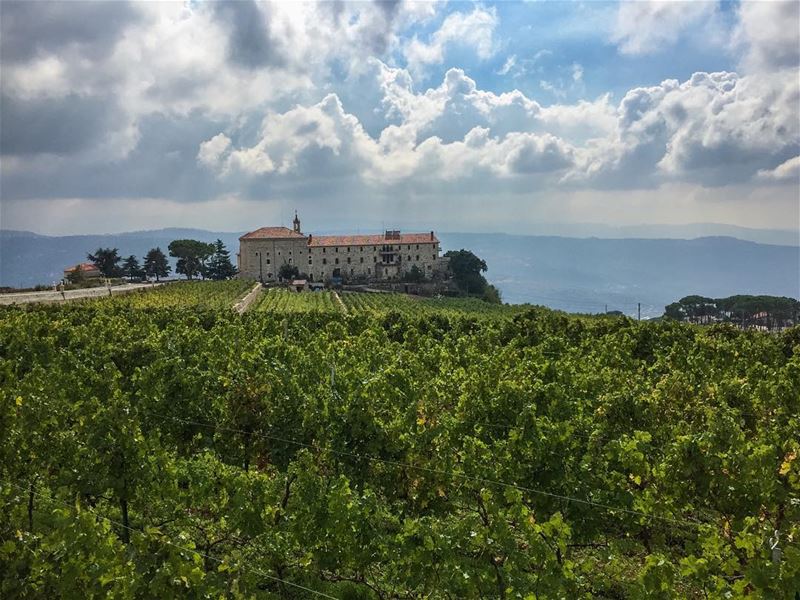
(308, 232, 438, 247)
(240, 227, 307, 240)
(239, 227, 439, 246)
(64, 262, 100, 272)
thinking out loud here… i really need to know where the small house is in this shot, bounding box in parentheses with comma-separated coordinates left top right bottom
(290, 279, 308, 292)
(63, 262, 102, 280)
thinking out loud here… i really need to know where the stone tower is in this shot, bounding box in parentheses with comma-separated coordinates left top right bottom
(293, 211, 301, 233)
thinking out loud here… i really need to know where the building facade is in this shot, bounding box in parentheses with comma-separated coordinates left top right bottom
(237, 214, 444, 283)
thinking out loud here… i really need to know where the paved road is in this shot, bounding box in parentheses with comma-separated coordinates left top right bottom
(0, 283, 163, 305)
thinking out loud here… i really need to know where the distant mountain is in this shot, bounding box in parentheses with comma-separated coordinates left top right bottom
(2, 228, 798, 317)
(495, 223, 799, 246)
(438, 233, 799, 317)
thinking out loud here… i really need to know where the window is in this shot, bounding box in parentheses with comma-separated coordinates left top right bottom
(373, 256, 377, 263)
(335, 258, 339, 265)
(335, 247, 339, 253)
(416, 255, 419, 261)
(432, 255, 435, 260)
(407, 245, 410, 250)
(407, 255, 411, 261)
(308, 259, 312, 265)
(360, 257, 363, 264)
(347, 257, 351, 264)
(427, 265, 432, 270)
(266, 259, 271, 265)
(347, 247, 350, 252)
(323, 248, 326, 253)
(416, 244, 419, 249)
(323, 258, 327, 265)
(367, 268, 371, 274)
(360, 246, 363, 252)
(350, 268, 354, 275)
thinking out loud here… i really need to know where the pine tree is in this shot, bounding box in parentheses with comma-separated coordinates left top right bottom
(206, 239, 237, 280)
(122, 255, 142, 282)
(143, 247, 171, 282)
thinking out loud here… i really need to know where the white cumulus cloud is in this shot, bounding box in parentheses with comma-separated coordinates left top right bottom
(404, 6, 498, 75)
(612, 1, 717, 55)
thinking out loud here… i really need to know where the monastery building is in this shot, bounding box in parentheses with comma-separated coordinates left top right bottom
(238, 214, 444, 283)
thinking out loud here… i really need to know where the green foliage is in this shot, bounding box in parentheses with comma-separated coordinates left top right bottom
(445, 249, 489, 295)
(482, 283, 502, 304)
(401, 265, 426, 283)
(205, 239, 237, 281)
(86, 247, 123, 278)
(665, 294, 799, 328)
(143, 247, 171, 282)
(168, 239, 215, 280)
(122, 255, 143, 281)
(278, 263, 301, 281)
(1, 295, 798, 597)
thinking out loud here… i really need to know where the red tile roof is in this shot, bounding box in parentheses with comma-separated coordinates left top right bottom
(240, 227, 307, 240)
(239, 227, 439, 247)
(64, 262, 101, 273)
(308, 232, 438, 247)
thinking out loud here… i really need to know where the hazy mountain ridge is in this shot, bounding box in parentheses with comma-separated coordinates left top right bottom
(1, 228, 798, 317)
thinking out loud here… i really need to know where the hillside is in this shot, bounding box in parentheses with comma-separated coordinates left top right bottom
(2, 229, 798, 316)
(1, 281, 797, 597)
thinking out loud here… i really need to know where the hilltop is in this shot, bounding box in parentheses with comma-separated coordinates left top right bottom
(2, 229, 797, 317)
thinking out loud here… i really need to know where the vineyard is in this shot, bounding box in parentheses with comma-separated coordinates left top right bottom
(1, 281, 798, 598)
(255, 289, 342, 313)
(339, 291, 528, 318)
(253, 288, 529, 318)
(94, 279, 255, 310)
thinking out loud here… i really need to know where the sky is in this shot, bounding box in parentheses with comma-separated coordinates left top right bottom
(0, 0, 798, 236)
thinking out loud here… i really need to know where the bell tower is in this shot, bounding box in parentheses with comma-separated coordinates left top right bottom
(292, 211, 301, 233)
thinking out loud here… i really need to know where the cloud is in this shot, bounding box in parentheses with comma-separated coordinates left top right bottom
(562, 69, 799, 187)
(735, 1, 800, 72)
(611, 1, 717, 55)
(212, 0, 286, 69)
(0, 93, 119, 156)
(0, 0, 141, 62)
(757, 156, 800, 182)
(404, 6, 498, 74)
(2, 0, 799, 236)
(497, 54, 517, 75)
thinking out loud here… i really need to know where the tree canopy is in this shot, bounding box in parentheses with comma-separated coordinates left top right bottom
(121, 255, 142, 281)
(665, 294, 799, 328)
(278, 263, 300, 281)
(444, 249, 500, 303)
(143, 247, 171, 282)
(168, 240, 214, 280)
(205, 240, 237, 281)
(86, 248, 122, 278)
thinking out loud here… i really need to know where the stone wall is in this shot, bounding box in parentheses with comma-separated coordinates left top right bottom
(240, 236, 442, 284)
(238, 238, 309, 282)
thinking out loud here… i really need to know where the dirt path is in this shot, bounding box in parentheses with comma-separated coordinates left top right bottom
(332, 290, 348, 314)
(233, 283, 263, 314)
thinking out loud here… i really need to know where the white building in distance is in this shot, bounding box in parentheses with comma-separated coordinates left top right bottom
(238, 213, 444, 283)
